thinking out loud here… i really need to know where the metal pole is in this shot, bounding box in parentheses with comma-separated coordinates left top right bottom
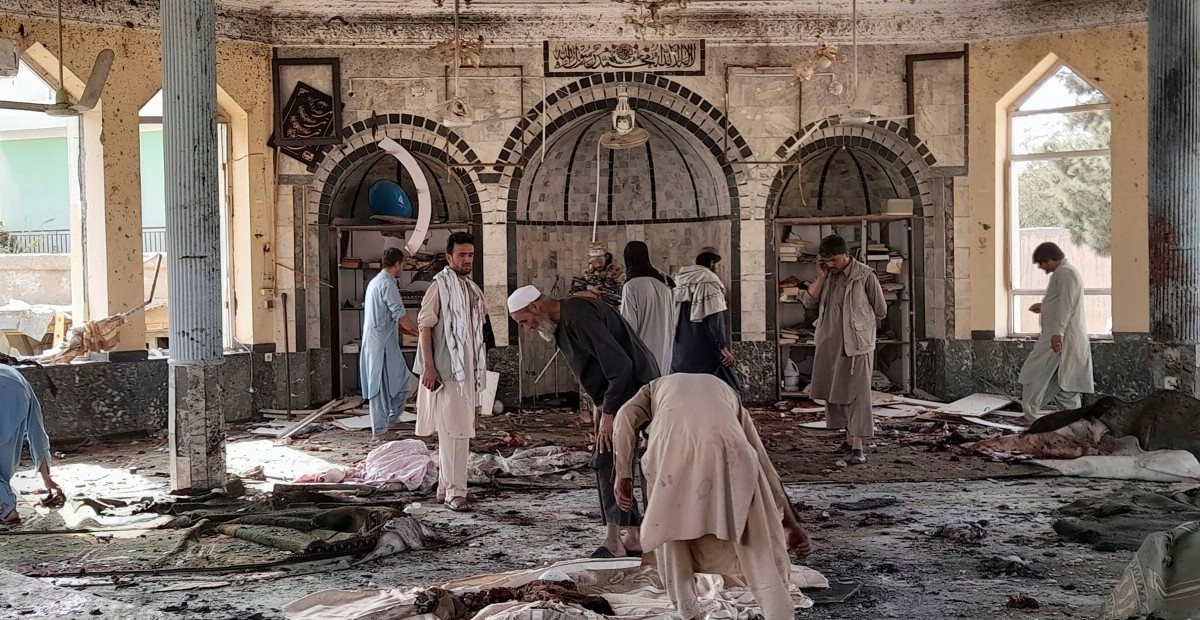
(1149, 0, 1200, 343)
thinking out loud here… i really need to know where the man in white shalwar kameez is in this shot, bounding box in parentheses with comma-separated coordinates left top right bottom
(620, 241, 675, 374)
(1018, 242, 1094, 421)
(414, 232, 488, 512)
(360, 248, 419, 440)
(613, 373, 812, 620)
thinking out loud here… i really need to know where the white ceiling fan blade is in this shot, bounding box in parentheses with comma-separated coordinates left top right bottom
(0, 100, 55, 113)
(72, 49, 114, 111)
(474, 113, 528, 124)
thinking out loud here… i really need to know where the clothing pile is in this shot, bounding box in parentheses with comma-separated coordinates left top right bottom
(283, 557, 829, 620)
(414, 581, 615, 619)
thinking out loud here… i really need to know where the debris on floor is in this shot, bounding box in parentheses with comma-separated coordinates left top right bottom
(282, 557, 828, 619)
(931, 521, 988, 545)
(1006, 593, 1040, 610)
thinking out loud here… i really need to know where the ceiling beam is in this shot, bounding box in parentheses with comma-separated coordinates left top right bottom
(1, 0, 1148, 46)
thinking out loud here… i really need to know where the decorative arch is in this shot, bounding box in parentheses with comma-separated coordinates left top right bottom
(766, 118, 939, 217)
(496, 72, 752, 343)
(763, 119, 939, 342)
(309, 114, 486, 226)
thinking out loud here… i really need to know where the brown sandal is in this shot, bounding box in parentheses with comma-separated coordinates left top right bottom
(0, 510, 20, 526)
(444, 497, 472, 512)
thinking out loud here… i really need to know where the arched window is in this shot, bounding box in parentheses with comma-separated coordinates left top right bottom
(0, 59, 76, 254)
(1007, 63, 1111, 336)
(139, 90, 235, 350)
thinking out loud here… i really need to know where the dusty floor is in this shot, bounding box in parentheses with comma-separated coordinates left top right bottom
(0, 409, 1169, 619)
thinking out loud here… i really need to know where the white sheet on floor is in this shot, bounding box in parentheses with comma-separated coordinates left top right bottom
(345, 439, 439, 490)
(282, 557, 828, 620)
(468, 446, 591, 481)
(1033, 437, 1200, 482)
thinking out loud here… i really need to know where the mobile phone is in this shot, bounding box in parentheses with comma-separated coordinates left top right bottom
(431, 379, 444, 393)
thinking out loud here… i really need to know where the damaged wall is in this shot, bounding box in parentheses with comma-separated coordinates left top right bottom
(276, 41, 964, 402)
(966, 25, 1148, 338)
(0, 15, 278, 351)
(914, 25, 1176, 402)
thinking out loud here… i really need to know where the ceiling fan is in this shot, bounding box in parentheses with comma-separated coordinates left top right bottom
(796, 0, 911, 144)
(427, 0, 526, 129)
(0, 0, 114, 117)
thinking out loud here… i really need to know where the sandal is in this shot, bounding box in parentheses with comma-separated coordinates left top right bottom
(444, 497, 473, 513)
(0, 510, 20, 526)
(590, 546, 617, 559)
(625, 549, 644, 557)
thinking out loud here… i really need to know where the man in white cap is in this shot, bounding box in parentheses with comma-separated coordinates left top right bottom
(508, 285, 659, 558)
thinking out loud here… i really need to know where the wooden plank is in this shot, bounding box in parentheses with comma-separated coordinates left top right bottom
(277, 398, 347, 440)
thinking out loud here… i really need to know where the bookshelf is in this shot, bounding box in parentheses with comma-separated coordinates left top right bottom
(774, 214, 915, 397)
(329, 220, 471, 398)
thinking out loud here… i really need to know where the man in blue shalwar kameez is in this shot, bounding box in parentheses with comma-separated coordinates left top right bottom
(1, 363, 60, 525)
(360, 247, 420, 440)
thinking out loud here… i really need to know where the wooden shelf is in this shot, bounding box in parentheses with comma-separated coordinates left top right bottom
(773, 214, 915, 225)
(331, 220, 471, 233)
(780, 340, 908, 348)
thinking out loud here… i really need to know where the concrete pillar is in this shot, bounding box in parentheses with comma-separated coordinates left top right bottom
(163, 0, 226, 489)
(1149, 0, 1200, 343)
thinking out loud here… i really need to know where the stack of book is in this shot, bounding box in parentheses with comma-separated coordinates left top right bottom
(779, 324, 815, 345)
(778, 275, 803, 302)
(777, 236, 817, 262)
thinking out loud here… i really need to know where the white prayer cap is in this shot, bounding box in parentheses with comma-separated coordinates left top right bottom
(507, 285, 542, 313)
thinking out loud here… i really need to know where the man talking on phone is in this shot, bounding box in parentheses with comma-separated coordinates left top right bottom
(414, 232, 488, 512)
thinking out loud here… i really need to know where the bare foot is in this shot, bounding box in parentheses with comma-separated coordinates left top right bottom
(0, 510, 20, 526)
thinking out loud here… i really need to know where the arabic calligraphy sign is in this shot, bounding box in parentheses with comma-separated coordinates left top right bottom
(544, 40, 705, 76)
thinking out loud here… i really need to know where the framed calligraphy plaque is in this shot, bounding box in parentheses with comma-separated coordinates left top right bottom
(272, 57, 343, 147)
(544, 40, 705, 77)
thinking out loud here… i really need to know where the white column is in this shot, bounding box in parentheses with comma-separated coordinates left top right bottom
(163, 0, 226, 489)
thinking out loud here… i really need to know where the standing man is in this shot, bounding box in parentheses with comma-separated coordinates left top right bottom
(620, 241, 675, 374)
(1019, 242, 1093, 421)
(613, 373, 811, 620)
(1, 362, 62, 525)
(361, 247, 419, 441)
(508, 285, 659, 558)
(799, 235, 886, 465)
(414, 232, 488, 513)
(672, 247, 740, 392)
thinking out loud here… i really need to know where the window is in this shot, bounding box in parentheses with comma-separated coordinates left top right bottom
(139, 91, 236, 350)
(1007, 64, 1112, 336)
(0, 60, 76, 253)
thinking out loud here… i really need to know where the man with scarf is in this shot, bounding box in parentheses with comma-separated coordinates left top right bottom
(620, 241, 675, 374)
(415, 232, 488, 512)
(1, 361, 62, 525)
(672, 247, 740, 392)
(361, 247, 420, 441)
(507, 285, 660, 558)
(799, 235, 886, 465)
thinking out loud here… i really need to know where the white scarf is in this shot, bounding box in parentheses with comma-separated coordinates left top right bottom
(673, 265, 728, 323)
(432, 266, 488, 392)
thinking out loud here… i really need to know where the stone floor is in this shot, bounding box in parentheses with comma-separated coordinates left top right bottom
(0, 411, 1171, 619)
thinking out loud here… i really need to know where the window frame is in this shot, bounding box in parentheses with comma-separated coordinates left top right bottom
(1004, 63, 1113, 338)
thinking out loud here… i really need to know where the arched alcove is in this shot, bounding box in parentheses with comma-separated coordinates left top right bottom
(327, 150, 473, 225)
(504, 75, 746, 400)
(775, 146, 915, 217)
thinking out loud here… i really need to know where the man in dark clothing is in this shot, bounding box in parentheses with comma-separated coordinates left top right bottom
(508, 285, 660, 558)
(672, 248, 741, 392)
